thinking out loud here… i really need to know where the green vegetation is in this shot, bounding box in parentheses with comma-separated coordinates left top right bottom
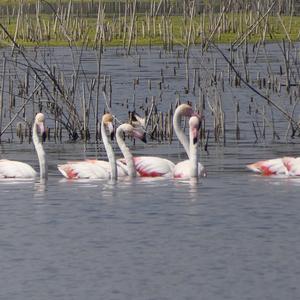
(0, 1, 299, 48)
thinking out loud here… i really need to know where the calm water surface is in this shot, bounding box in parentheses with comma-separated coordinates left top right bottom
(0, 142, 300, 300)
(1, 44, 300, 299)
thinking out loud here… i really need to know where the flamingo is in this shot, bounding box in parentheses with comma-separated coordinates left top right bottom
(0, 113, 47, 179)
(173, 115, 205, 179)
(115, 122, 147, 177)
(117, 134, 175, 177)
(57, 113, 127, 179)
(121, 103, 206, 177)
(173, 104, 206, 179)
(247, 156, 300, 176)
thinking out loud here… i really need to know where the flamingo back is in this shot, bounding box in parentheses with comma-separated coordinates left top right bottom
(246, 158, 288, 176)
(0, 159, 37, 178)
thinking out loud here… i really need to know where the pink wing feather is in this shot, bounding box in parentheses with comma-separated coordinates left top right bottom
(246, 158, 288, 176)
(57, 159, 128, 179)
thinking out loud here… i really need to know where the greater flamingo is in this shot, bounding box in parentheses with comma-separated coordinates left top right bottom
(117, 125, 175, 177)
(57, 113, 127, 179)
(115, 123, 147, 177)
(121, 103, 206, 177)
(0, 113, 47, 179)
(173, 104, 206, 179)
(173, 115, 205, 178)
(247, 156, 300, 176)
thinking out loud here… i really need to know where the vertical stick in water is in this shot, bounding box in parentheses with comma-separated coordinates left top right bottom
(0, 55, 6, 142)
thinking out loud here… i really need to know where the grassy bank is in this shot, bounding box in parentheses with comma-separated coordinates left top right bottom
(0, 1, 299, 48)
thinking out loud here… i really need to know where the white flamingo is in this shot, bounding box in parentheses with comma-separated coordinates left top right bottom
(115, 122, 147, 177)
(57, 113, 127, 179)
(116, 123, 175, 177)
(0, 113, 47, 179)
(173, 104, 206, 179)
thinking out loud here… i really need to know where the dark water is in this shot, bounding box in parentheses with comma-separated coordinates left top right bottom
(1, 44, 300, 299)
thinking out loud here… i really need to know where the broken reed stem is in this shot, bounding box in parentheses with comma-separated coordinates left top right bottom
(211, 42, 299, 135)
(127, 0, 137, 55)
(0, 79, 44, 137)
(0, 55, 6, 142)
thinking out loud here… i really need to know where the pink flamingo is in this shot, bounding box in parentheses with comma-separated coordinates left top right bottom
(0, 113, 47, 179)
(173, 115, 206, 179)
(117, 116, 175, 177)
(173, 104, 206, 179)
(119, 103, 206, 177)
(247, 156, 300, 176)
(115, 122, 148, 177)
(57, 113, 127, 179)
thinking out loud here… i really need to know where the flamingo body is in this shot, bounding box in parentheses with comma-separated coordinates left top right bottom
(246, 158, 288, 176)
(282, 157, 300, 176)
(0, 113, 47, 179)
(58, 159, 128, 179)
(0, 159, 37, 178)
(173, 160, 206, 179)
(133, 156, 174, 177)
(117, 156, 174, 177)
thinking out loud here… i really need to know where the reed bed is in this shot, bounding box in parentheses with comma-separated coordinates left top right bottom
(0, 0, 299, 150)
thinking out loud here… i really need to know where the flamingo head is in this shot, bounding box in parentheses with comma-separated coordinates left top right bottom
(177, 103, 194, 116)
(102, 113, 114, 139)
(120, 123, 147, 143)
(178, 103, 203, 120)
(189, 116, 201, 145)
(35, 113, 46, 141)
(129, 111, 146, 128)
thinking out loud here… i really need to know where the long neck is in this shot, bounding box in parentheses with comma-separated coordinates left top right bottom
(173, 110, 190, 159)
(101, 121, 117, 180)
(189, 128, 198, 178)
(116, 127, 136, 177)
(32, 122, 48, 180)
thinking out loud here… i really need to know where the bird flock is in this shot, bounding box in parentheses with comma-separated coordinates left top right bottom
(0, 103, 299, 181)
(0, 104, 205, 181)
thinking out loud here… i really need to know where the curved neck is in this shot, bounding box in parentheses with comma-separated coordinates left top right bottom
(116, 127, 136, 177)
(173, 109, 190, 159)
(189, 127, 198, 178)
(32, 122, 47, 180)
(101, 121, 117, 180)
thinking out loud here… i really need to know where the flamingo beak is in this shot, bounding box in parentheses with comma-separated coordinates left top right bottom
(133, 128, 147, 143)
(192, 127, 198, 145)
(107, 122, 114, 140)
(38, 122, 46, 142)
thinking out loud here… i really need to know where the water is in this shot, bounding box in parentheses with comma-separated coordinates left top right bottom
(1, 44, 300, 299)
(0, 140, 300, 300)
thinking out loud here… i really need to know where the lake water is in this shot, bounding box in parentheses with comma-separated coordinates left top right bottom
(0, 44, 300, 299)
(0, 140, 300, 300)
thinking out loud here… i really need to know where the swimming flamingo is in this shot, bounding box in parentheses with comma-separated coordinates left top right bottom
(57, 113, 127, 179)
(0, 113, 47, 179)
(173, 104, 206, 179)
(120, 103, 206, 177)
(247, 156, 300, 176)
(116, 122, 147, 177)
(117, 126, 175, 177)
(173, 115, 205, 178)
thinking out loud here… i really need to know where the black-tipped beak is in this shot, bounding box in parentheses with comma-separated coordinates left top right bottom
(141, 132, 147, 143)
(42, 131, 47, 142)
(110, 131, 115, 140)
